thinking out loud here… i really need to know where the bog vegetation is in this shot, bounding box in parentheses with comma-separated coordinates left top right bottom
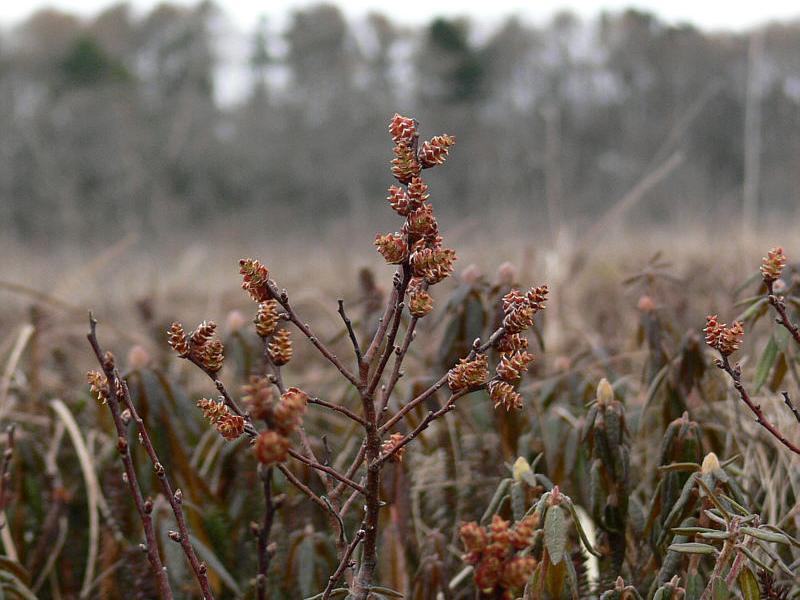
(0, 114, 797, 600)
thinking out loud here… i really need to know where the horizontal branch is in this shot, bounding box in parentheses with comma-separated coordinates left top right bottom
(308, 397, 366, 425)
(287, 449, 366, 495)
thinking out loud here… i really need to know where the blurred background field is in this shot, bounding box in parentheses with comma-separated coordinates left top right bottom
(1, 1, 800, 599)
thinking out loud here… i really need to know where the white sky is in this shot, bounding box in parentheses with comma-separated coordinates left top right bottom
(1, 0, 799, 31)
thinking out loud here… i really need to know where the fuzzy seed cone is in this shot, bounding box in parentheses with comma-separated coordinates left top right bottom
(502, 303, 535, 334)
(489, 380, 523, 411)
(501, 556, 537, 590)
(254, 430, 290, 466)
(407, 177, 430, 202)
(494, 333, 528, 354)
(255, 300, 280, 338)
(375, 232, 409, 264)
(269, 329, 293, 366)
(410, 246, 456, 284)
(703, 315, 725, 349)
(496, 351, 534, 383)
(239, 258, 271, 303)
(167, 322, 190, 356)
(404, 203, 439, 240)
(418, 134, 456, 168)
(718, 321, 744, 356)
(197, 339, 224, 373)
(388, 113, 417, 144)
(526, 285, 549, 312)
(391, 142, 421, 184)
(381, 432, 406, 462)
(387, 186, 417, 217)
(448, 354, 489, 392)
(190, 321, 217, 349)
(274, 387, 308, 435)
(409, 288, 434, 318)
(242, 376, 274, 422)
(761, 247, 787, 282)
(87, 370, 109, 404)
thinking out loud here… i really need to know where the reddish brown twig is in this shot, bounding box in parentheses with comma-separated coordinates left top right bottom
(87, 315, 174, 600)
(308, 397, 366, 425)
(717, 354, 800, 456)
(338, 299, 363, 368)
(254, 465, 280, 600)
(766, 280, 800, 347)
(287, 448, 366, 494)
(0, 425, 15, 529)
(783, 391, 800, 424)
(322, 528, 365, 600)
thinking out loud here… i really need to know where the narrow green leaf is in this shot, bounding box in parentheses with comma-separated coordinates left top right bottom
(666, 542, 717, 555)
(544, 506, 568, 564)
(737, 567, 760, 600)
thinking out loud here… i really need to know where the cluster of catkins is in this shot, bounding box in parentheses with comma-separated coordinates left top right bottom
(243, 378, 308, 466)
(703, 315, 744, 357)
(459, 514, 539, 598)
(375, 114, 458, 316)
(237, 258, 309, 466)
(167, 320, 225, 374)
(447, 285, 547, 410)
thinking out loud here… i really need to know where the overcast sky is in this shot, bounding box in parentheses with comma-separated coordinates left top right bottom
(1, 0, 799, 31)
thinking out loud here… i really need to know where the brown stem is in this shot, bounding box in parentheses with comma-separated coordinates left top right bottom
(718, 354, 800, 455)
(322, 528, 365, 600)
(367, 266, 411, 397)
(782, 392, 800, 423)
(87, 315, 174, 600)
(287, 449, 366, 495)
(338, 299, 364, 369)
(363, 268, 403, 367)
(378, 316, 418, 419)
(118, 379, 214, 599)
(267, 281, 361, 388)
(767, 281, 800, 347)
(0, 425, 15, 524)
(255, 465, 278, 600)
(309, 397, 366, 426)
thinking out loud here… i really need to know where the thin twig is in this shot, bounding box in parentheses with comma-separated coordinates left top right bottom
(322, 529, 365, 600)
(782, 392, 800, 424)
(338, 299, 363, 368)
(309, 397, 366, 425)
(767, 280, 800, 347)
(86, 314, 174, 600)
(0, 425, 15, 527)
(287, 449, 366, 494)
(718, 354, 800, 456)
(255, 465, 279, 600)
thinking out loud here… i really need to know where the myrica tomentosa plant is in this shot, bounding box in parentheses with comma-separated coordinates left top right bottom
(87, 114, 549, 599)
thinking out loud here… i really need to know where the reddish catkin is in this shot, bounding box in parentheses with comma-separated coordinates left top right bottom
(760, 247, 787, 282)
(388, 113, 417, 145)
(408, 288, 434, 318)
(268, 329, 293, 366)
(87, 370, 109, 403)
(391, 142, 421, 184)
(273, 387, 308, 435)
(386, 185, 415, 217)
(418, 134, 456, 168)
(488, 380, 523, 411)
(374, 232, 409, 265)
(494, 333, 529, 354)
(502, 303, 535, 335)
(239, 258, 271, 303)
(404, 203, 439, 241)
(242, 375, 274, 422)
(254, 430, 290, 466)
(380, 432, 407, 462)
(190, 320, 217, 349)
(703, 314, 725, 349)
(496, 351, 534, 383)
(167, 322, 190, 356)
(406, 176, 429, 202)
(410, 246, 457, 284)
(448, 354, 490, 392)
(718, 321, 744, 356)
(254, 300, 280, 338)
(197, 398, 245, 440)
